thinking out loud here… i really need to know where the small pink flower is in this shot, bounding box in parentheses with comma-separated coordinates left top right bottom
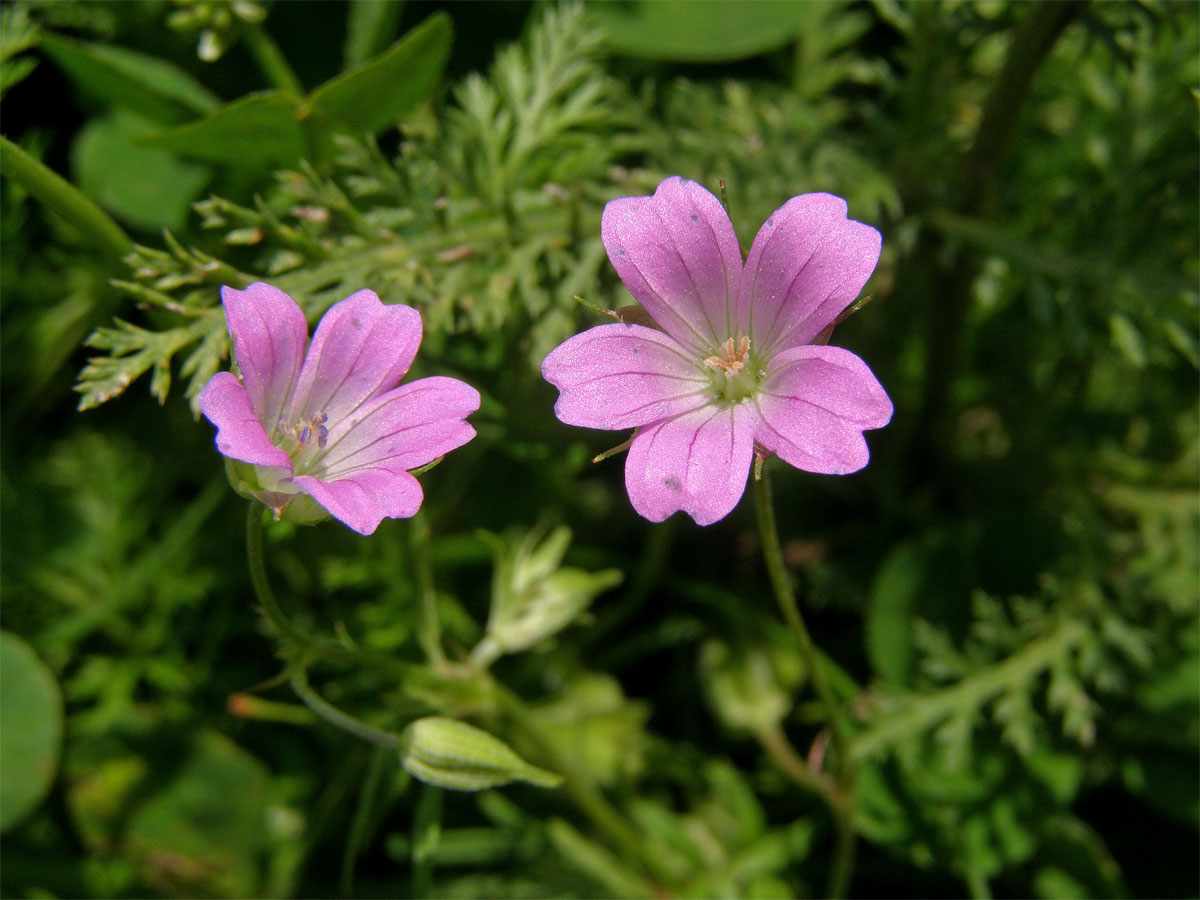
(199, 283, 480, 535)
(542, 177, 893, 525)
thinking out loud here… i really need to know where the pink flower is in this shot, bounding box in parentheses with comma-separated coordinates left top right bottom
(199, 283, 480, 535)
(542, 177, 893, 525)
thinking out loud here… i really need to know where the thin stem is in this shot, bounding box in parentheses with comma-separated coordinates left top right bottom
(0, 135, 132, 260)
(242, 24, 304, 96)
(753, 462, 857, 899)
(752, 463, 851, 778)
(341, 746, 391, 898)
(289, 665, 403, 751)
(246, 504, 317, 648)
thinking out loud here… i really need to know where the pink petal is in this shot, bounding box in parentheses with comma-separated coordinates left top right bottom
(625, 402, 755, 525)
(287, 290, 422, 426)
(754, 345, 893, 475)
(740, 194, 881, 356)
(316, 376, 480, 477)
(222, 283, 309, 432)
(198, 371, 293, 469)
(602, 177, 744, 355)
(291, 466, 423, 536)
(541, 323, 712, 430)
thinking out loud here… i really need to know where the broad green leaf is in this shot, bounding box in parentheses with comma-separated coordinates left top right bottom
(594, 0, 803, 62)
(140, 90, 305, 166)
(301, 12, 451, 136)
(73, 110, 210, 231)
(865, 540, 926, 685)
(0, 631, 63, 832)
(40, 34, 220, 124)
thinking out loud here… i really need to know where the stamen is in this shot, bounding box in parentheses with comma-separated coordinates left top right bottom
(703, 335, 752, 377)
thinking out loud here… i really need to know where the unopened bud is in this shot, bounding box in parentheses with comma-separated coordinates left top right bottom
(399, 717, 562, 792)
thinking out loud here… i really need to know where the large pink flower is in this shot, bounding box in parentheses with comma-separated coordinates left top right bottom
(199, 283, 479, 535)
(542, 177, 893, 525)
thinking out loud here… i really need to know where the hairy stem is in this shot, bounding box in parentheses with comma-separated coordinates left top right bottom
(753, 462, 857, 898)
(290, 665, 403, 751)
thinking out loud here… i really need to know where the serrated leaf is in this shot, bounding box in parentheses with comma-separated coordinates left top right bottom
(41, 34, 220, 124)
(302, 12, 452, 137)
(0, 632, 63, 832)
(140, 91, 305, 166)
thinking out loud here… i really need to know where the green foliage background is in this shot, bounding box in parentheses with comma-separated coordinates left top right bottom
(1, 1, 1196, 897)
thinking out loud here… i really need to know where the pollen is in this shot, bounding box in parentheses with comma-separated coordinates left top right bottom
(704, 335, 751, 377)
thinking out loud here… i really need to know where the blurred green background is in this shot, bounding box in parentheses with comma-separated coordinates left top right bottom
(1, 1, 1196, 897)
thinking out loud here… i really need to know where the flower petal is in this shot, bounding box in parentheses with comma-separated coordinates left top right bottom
(222, 283, 309, 432)
(291, 467, 423, 536)
(740, 194, 881, 355)
(624, 402, 755, 525)
(602, 176, 743, 354)
(198, 371, 293, 469)
(541, 323, 711, 430)
(754, 345, 893, 475)
(288, 290, 423, 425)
(316, 376, 480, 477)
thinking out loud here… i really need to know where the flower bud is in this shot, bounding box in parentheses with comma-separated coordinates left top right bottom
(399, 717, 562, 792)
(472, 527, 621, 667)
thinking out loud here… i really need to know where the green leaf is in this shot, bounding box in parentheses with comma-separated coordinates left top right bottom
(866, 540, 926, 685)
(301, 12, 451, 137)
(0, 631, 64, 832)
(72, 110, 210, 231)
(40, 34, 220, 124)
(140, 90, 305, 166)
(594, 0, 803, 62)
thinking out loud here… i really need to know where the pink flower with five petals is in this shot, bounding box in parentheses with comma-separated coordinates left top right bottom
(542, 177, 893, 525)
(199, 283, 479, 535)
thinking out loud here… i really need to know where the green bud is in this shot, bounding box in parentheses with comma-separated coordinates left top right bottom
(472, 527, 621, 667)
(399, 717, 562, 792)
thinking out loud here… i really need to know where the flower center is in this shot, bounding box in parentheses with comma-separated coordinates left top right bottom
(276, 412, 329, 458)
(703, 336, 760, 405)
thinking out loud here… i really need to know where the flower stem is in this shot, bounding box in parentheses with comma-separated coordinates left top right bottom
(246, 504, 317, 649)
(409, 511, 445, 665)
(242, 24, 303, 97)
(289, 665, 403, 751)
(752, 462, 857, 898)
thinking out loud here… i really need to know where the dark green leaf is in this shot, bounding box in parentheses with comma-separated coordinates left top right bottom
(343, 0, 405, 70)
(40, 34, 220, 124)
(0, 631, 63, 833)
(301, 12, 451, 137)
(139, 90, 305, 166)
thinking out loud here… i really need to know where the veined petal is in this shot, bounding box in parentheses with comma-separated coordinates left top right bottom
(541, 323, 711, 430)
(198, 371, 294, 470)
(740, 194, 880, 356)
(222, 283, 309, 431)
(602, 177, 743, 355)
(754, 345, 893, 475)
(625, 402, 755, 525)
(316, 376, 480, 477)
(288, 290, 422, 425)
(291, 466, 423, 536)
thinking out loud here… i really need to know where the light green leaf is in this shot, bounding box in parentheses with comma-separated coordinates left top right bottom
(0, 631, 63, 832)
(594, 0, 803, 62)
(139, 90, 305, 166)
(73, 110, 210, 231)
(41, 34, 220, 124)
(302, 12, 451, 136)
